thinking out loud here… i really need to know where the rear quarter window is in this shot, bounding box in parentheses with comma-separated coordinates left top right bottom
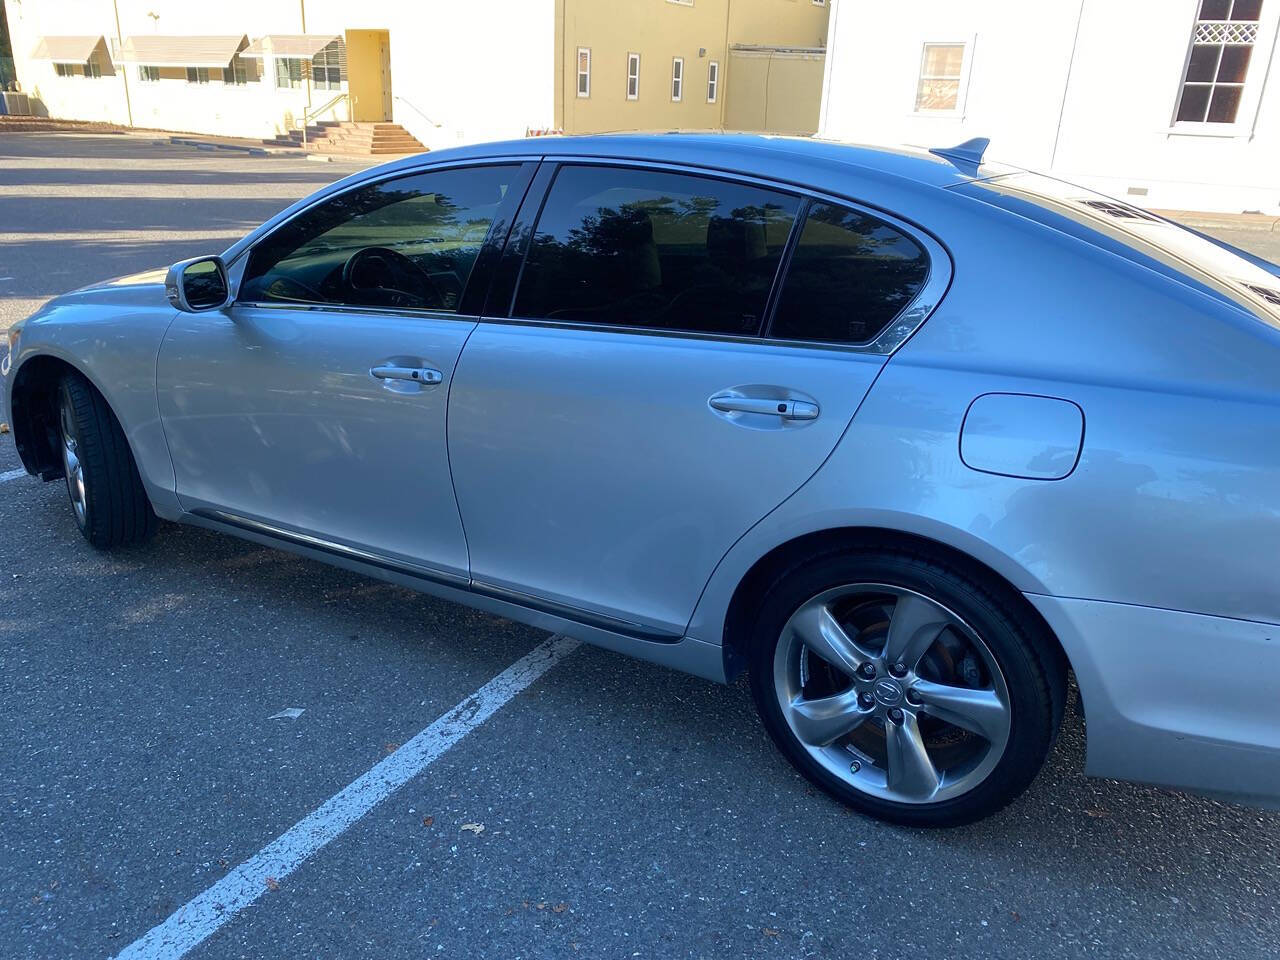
(769, 202, 931, 345)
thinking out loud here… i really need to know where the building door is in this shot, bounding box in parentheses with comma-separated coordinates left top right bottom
(346, 29, 392, 121)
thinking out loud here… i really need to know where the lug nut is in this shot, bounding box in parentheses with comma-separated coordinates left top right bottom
(890, 662, 907, 678)
(858, 691, 875, 709)
(857, 663, 876, 680)
(887, 707, 905, 724)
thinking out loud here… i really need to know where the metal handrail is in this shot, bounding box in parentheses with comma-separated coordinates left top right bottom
(300, 92, 349, 147)
(393, 94, 442, 128)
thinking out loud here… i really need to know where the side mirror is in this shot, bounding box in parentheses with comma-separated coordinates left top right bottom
(165, 256, 231, 312)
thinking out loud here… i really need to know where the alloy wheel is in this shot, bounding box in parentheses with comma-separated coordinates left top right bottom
(59, 396, 88, 529)
(772, 583, 1012, 805)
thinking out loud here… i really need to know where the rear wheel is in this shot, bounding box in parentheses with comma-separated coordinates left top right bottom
(57, 373, 157, 549)
(748, 546, 1063, 827)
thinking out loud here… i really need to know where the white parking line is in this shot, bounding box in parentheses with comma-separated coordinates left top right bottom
(0, 468, 29, 484)
(111, 634, 581, 960)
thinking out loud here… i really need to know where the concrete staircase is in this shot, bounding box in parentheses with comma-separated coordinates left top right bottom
(264, 121, 426, 157)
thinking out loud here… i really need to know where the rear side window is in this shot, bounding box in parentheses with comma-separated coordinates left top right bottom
(770, 202, 930, 345)
(241, 164, 519, 312)
(513, 165, 799, 336)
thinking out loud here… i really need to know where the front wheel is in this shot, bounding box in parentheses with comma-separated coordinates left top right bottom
(748, 546, 1064, 827)
(57, 373, 158, 549)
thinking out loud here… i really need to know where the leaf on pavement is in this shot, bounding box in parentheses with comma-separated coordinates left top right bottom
(460, 822, 485, 835)
(265, 877, 280, 892)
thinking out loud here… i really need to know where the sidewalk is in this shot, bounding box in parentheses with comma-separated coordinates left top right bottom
(1153, 209, 1280, 233)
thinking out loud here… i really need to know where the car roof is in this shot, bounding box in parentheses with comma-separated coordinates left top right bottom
(365, 132, 991, 191)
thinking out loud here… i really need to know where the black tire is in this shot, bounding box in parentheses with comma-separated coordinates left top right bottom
(747, 543, 1065, 827)
(57, 372, 158, 549)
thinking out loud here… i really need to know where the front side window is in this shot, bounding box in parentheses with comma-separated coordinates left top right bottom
(312, 42, 344, 91)
(240, 165, 519, 312)
(186, 67, 210, 84)
(275, 57, 303, 89)
(512, 165, 799, 336)
(770, 202, 930, 345)
(577, 47, 591, 97)
(914, 43, 965, 111)
(707, 60, 719, 103)
(627, 52, 640, 100)
(1175, 0, 1263, 123)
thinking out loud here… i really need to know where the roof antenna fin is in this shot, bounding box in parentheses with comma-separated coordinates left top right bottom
(929, 137, 990, 169)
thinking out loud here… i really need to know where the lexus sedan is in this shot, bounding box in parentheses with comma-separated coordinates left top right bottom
(5, 134, 1279, 826)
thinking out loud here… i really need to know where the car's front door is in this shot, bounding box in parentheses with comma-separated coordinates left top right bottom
(447, 162, 936, 636)
(157, 162, 532, 581)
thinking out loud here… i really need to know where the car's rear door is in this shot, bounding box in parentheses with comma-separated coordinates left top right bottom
(447, 160, 940, 636)
(157, 161, 534, 582)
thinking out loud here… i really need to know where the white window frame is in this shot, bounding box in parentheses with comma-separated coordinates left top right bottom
(138, 64, 161, 82)
(626, 52, 641, 100)
(223, 57, 249, 86)
(274, 57, 304, 90)
(706, 59, 719, 103)
(666, 0, 694, 6)
(186, 66, 210, 85)
(311, 42, 343, 91)
(912, 39, 974, 116)
(54, 62, 76, 77)
(671, 56, 684, 101)
(576, 46, 591, 98)
(84, 57, 103, 79)
(812, 0, 827, 6)
(1169, 1, 1280, 138)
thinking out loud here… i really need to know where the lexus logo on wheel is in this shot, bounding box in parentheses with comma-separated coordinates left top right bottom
(873, 678, 903, 705)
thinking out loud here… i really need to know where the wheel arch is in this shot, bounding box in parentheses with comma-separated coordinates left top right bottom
(719, 526, 1071, 690)
(9, 352, 117, 480)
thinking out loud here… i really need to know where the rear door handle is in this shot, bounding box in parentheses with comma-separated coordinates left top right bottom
(371, 365, 443, 385)
(709, 395, 819, 420)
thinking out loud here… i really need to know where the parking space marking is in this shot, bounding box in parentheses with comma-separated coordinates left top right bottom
(111, 634, 582, 960)
(0, 468, 29, 484)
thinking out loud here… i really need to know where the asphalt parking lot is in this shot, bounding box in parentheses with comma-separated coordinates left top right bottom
(2, 131, 1279, 960)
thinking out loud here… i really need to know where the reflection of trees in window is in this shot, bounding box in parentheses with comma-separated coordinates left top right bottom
(516, 174, 799, 335)
(771, 203, 930, 345)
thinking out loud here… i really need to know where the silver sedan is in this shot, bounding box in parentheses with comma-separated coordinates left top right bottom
(5, 134, 1279, 826)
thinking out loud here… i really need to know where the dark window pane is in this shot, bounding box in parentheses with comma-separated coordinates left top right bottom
(1185, 44, 1222, 82)
(770, 203, 930, 346)
(1176, 84, 1212, 121)
(513, 165, 799, 335)
(242, 165, 517, 311)
(1207, 84, 1243, 122)
(1199, 0, 1231, 18)
(1217, 44, 1253, 81)
(1230, 0, 1263, 20)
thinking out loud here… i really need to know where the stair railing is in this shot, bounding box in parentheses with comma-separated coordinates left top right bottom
(299, 92, 349, 148)
(393, 95, 443, 129)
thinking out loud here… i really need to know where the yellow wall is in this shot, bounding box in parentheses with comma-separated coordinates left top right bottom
(724, 48, 825, 134)
(557, 0, 830, 134)
(729, 0, 830, 47)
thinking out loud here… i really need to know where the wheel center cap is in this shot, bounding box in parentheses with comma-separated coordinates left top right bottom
(872, 677, 903, 706)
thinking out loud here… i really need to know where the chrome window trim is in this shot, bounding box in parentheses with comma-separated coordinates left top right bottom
(507, 155, 953, 356)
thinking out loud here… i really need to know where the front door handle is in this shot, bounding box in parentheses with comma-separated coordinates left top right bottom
(709, 395, 819, 421)
(371, 364, 443, 385)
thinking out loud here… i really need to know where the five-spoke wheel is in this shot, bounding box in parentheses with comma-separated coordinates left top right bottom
(749, 546, 1064, 826)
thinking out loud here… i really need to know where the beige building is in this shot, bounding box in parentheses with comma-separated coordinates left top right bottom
(556, 0, 830, 135)
(1, 0, 828, 149)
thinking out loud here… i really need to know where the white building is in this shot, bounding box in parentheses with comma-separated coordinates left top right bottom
(819, 0, 1280, 215)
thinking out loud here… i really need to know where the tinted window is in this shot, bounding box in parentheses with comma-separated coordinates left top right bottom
(241, 165, 518, 312)
(770, 202, 930, 345)
(514, 165, 799, 335)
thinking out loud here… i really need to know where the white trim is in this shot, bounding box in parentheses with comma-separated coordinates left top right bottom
(707, 59, 719, 103)
(576, 46, 591, 98)
(1169, 1, 1279, 137)
(671, 56, 684, 101)
(666, 0, 694, 5)
(627, 51, 641, 100)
